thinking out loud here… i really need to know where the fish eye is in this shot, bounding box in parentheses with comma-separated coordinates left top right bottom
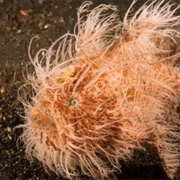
(70, 99, 77, 106)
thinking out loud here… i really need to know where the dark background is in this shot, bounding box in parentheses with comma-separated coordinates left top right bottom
(0, 0, 179, 179)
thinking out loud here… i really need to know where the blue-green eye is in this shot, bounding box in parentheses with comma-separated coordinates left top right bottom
(71, 99, 77, 106)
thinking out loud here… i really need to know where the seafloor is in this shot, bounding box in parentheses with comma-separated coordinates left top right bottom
(0, 0, 179, 179)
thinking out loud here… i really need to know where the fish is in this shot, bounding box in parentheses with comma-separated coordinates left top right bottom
(17, 0, 180, 179)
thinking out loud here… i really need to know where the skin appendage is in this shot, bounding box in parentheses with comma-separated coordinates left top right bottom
(17, 0, 180, 179)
